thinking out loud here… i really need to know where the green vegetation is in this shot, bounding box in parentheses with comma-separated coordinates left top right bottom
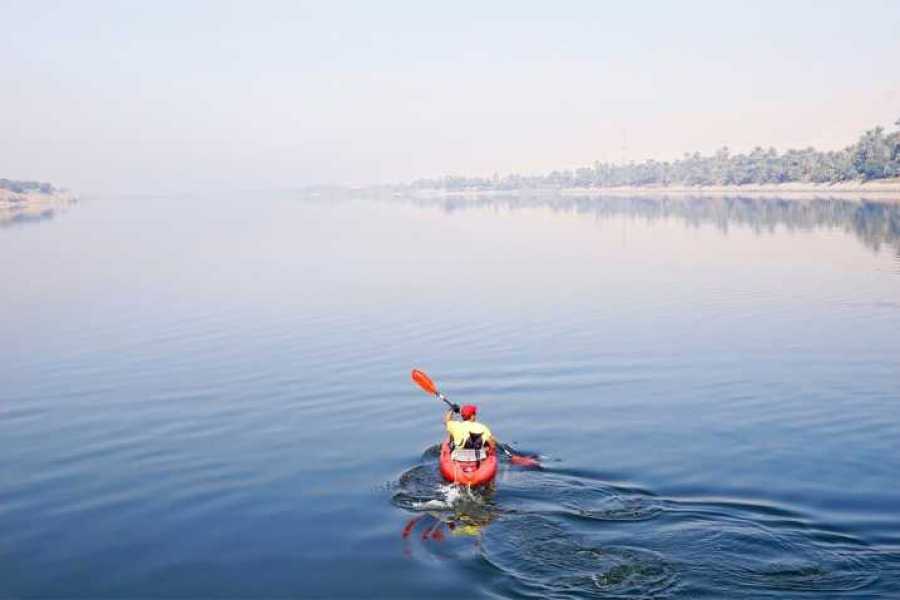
(0, 178, 73, 226)
(0, 179, 56, 194)
(413, 118, 900, 191)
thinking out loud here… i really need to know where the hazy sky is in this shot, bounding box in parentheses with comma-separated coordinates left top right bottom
(2, 1, 899, 193)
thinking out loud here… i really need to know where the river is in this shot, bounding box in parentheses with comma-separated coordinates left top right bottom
(2, 191, 898, 597)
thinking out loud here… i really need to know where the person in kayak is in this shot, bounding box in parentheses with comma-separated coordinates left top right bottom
(445, 404, 495, 452)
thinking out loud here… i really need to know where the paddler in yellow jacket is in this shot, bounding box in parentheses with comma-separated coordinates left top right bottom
(444, 403, 495, 451)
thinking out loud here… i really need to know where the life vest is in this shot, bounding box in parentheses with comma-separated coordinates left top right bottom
(446, 420, 492, 448)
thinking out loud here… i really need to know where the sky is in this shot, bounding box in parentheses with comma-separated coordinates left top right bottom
(1, 0, 899, 194)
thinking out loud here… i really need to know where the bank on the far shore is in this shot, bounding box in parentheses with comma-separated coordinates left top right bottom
(407, 178, 900, 203)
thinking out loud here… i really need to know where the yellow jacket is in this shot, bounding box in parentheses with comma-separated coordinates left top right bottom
(446, 420, 493, 447)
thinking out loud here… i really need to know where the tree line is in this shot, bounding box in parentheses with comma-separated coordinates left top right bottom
(412, 118, 900, 190)
(0, 179, 56, 194)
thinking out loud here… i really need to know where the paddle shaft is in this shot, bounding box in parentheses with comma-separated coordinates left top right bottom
(436, 392, 454, 411)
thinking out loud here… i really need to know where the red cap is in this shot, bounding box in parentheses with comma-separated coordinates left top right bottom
(460, 404, 477, 419)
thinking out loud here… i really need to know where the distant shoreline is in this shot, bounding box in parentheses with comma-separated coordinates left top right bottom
(407, 178, 900, 203)
(0, 188, 77, 225)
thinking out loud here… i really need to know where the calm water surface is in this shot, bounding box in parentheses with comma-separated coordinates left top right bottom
(2, 192, 899, 598)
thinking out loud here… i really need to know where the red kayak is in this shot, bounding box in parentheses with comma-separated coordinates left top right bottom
(439, 441, 497, 486)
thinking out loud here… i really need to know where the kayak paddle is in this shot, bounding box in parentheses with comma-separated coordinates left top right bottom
(410, 368, 540, 467)
(499, 443, 540, 467)
(411, 368, 454, 410)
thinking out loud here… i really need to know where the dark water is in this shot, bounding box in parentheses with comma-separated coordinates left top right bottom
(2, 191, 899, 598)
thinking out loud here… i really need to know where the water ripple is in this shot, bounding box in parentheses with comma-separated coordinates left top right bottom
(662, 499, 882, 595)
(503, 471, 665, 522)
(480, 514, 679, 599)
(701, 519, 879, 593)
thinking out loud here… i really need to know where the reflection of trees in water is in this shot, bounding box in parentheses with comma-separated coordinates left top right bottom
(405, 194, 900, 254)
(0, 208, 56, 227)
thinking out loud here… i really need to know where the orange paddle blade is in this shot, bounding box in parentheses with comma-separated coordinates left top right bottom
(510, 454, 541, 468)
(411, 369, 438, 395)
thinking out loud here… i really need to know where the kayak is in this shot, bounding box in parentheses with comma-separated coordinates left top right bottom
(439, 441, 497, 486)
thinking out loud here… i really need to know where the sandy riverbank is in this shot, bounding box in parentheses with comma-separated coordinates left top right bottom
(408, 179, 900, 203)
(560, 179, 900, 201)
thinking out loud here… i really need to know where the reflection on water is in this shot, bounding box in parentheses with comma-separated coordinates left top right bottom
(0, 207, 57, 227)
(393, 192, 900, 254)
(0, 194, 76, 228)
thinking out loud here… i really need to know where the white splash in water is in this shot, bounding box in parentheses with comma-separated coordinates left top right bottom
(410, 483, 475, 511)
